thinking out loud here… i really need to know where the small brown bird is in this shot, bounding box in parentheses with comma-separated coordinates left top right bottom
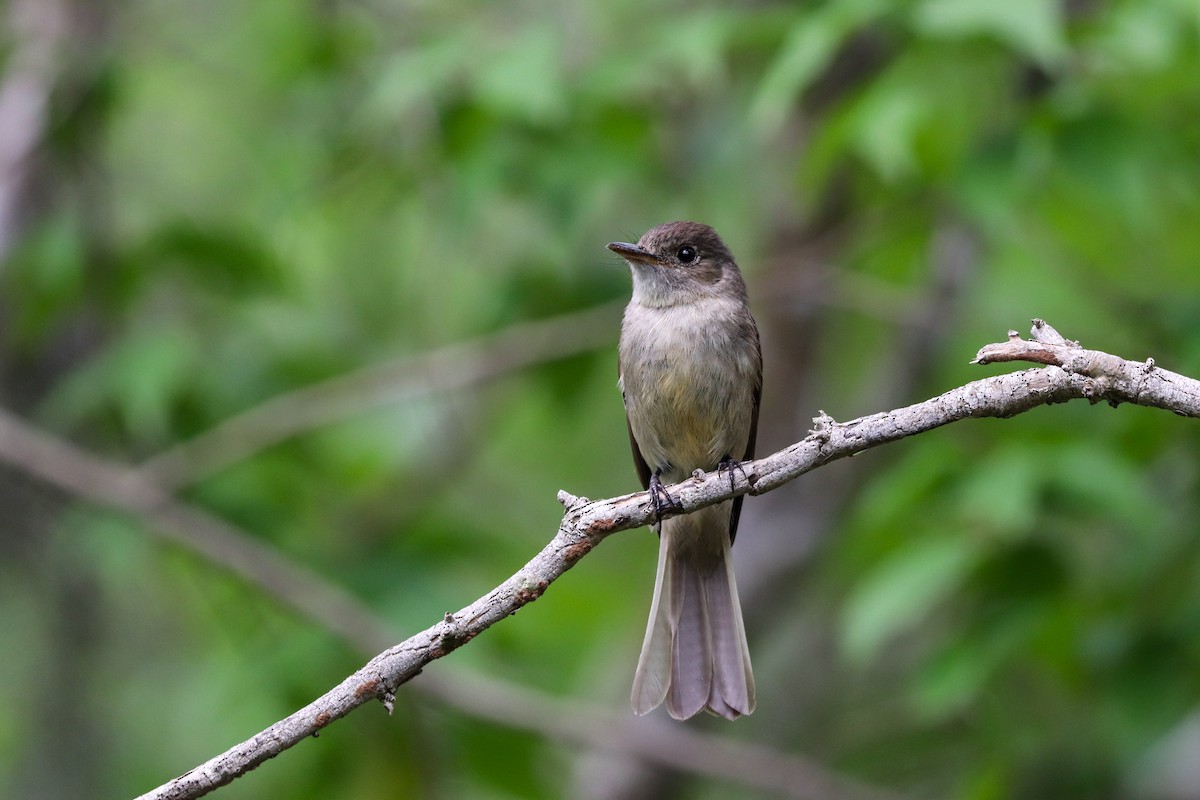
(608, 221, 761, 720)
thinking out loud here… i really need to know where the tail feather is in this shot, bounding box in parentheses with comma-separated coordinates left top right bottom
(631, 503, 755, 720)
(704, 548, 754, 714)
(631, 535, 672, 714)
(666, 552, 712, 720)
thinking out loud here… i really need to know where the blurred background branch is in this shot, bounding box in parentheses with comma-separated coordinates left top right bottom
(138, 300, 623, 490)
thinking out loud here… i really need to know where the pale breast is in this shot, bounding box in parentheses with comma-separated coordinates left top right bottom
(619, 298, 759, 479)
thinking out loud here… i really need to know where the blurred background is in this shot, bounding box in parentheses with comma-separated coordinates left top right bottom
(2, 0, 1200, 797)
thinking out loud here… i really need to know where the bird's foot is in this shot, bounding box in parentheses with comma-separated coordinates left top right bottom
(648, 472, 684, 524)
(717, 455, 754, 494)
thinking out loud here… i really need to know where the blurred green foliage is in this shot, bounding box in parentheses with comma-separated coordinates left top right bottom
(2, 0, 1200, 798)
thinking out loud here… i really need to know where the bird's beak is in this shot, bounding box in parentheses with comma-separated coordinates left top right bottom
(607, 241, 662, 265)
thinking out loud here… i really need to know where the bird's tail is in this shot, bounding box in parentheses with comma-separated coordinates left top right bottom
(631, 502, 755, 720)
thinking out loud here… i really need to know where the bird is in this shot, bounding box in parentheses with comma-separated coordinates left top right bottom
(608, 221, 761, 720)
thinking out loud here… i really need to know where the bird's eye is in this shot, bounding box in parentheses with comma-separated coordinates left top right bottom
(677, 245, 697, 263)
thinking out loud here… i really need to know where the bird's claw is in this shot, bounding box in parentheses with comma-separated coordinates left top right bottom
(648, 472, 683, 524)
(717, 456, 753, 493)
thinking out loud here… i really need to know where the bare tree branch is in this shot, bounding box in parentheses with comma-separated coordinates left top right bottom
(970, 319, 1200, 414)
(138, 301, 624, 490)
(116, 321, 1200, 799)
(4, 321, 1197, 799)
(0, 396, 889, 799)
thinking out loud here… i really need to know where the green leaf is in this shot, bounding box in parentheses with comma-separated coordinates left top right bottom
(913, 0, 1069, 67)
(850, 79, 929, 182)
(912, 607, 1039, 717)
(43, 327, 198, 442)
(842, 535, 979, 664)
(128, 221, 285, 296)
(954, 442, 1042, 536)
(3, 212, 86, 347)
(749, 0, 888, 137)
(471, 27, 567, 125)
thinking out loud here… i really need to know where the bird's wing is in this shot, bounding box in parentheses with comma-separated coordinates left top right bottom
(729, 330, 762, 544)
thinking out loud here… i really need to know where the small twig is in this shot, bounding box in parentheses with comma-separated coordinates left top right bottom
(971, 319, 1199, 413)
